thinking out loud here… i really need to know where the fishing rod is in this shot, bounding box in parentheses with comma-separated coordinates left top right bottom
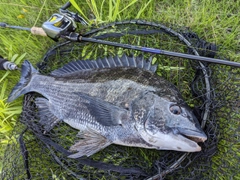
(41, 2, 240, 68)
(0, 2, 239, 68)
(42, 13, 240, 67)
(41, 2, 240, 67)
(64, 33, 240, 68)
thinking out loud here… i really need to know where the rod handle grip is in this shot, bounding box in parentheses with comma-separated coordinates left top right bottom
(30, 27, 47, 36)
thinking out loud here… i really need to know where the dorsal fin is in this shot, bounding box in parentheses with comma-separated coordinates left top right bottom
(50, 54, 157, 77)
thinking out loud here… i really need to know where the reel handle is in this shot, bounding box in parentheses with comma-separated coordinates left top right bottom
(60, 2, 72, 10)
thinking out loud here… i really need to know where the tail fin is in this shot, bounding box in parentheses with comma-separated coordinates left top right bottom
(8, 60, 38, 102)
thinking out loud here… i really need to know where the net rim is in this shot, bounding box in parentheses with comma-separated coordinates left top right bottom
(27, 20, 213, 179)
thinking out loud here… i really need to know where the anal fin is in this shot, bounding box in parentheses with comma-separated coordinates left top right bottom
(35, 97, 61, 132)
(68, 128, 111, 158)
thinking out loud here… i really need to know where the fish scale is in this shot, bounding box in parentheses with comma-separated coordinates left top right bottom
(34, 73, 156, 108)
(8, 54, 207, 158)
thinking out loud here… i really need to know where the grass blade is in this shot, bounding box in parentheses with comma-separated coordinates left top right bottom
(118, 0, 138, 14)
(69, 0, 89, 21)
(0, 72, 10, 84)
(14, 52, 27, 65)
(89, 0, 100, 21)
(135, 0, 153, 19)
(108, 0, 113, 21)
(112, 0, 121, 21)
(100, 0, 106, 20)
(10, 54, 18, 63)
(0, 80, 7, 99)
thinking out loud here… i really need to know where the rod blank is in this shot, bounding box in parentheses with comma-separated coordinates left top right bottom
(80, 36, 240, 68)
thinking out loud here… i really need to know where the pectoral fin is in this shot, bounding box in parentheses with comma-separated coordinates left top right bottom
(74, 92, 128, 126)
(68, 128, 111, 158)
(35, 97, 61, 132)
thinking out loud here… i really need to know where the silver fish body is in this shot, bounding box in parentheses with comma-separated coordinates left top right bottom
(8, 54, 207, 158)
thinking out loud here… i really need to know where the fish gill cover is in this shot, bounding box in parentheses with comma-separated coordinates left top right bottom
(1, 20, 239, 179)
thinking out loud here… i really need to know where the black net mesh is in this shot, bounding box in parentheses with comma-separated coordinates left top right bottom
(1, 20, 239, 179)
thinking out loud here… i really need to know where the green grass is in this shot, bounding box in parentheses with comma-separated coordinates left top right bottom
(0, 0, 239, 179)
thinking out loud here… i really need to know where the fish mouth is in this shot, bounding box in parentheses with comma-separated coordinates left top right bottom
(184, 135, 206, 143)
(177, 128, 207, 143)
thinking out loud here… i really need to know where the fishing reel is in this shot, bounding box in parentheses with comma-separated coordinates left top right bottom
(42, 2, 88, 41)
(42, 13, 76, 41)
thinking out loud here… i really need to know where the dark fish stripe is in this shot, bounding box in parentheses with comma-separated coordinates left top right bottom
(82, 60, 91, 69)
(60, 68, 70, 74)
(143, 60, 150, 71)
(67, 64, 76, 71)
(101, 57, 110, 68)
(71, 61, 81, 70)
(92, 60, 99, 68)
(88, 61, 95, 69)
(63, 65, 72, 72)
(78, 60, 87, 69)
(114, 56, 122, 66)
(128, 56, 136, 67)
(136, 56, 144, 69)
(96, 58, 104, 68)
(121, 54, 129, 66)
(108, 56, 116, 67)
(74, 61, 84, 70)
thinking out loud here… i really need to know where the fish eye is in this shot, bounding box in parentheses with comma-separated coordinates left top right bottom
(170, 105, 182, 115)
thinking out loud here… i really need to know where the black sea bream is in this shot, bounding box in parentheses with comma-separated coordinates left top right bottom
(8, 54, 207, 158)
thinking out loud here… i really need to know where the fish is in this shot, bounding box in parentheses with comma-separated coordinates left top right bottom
(8, 54, 207, 158)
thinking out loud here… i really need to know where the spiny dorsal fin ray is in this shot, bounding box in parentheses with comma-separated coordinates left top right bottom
(50, 54, 157, 77)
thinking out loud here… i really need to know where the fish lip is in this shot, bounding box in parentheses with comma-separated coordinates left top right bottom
(177, 128, 207, 143)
